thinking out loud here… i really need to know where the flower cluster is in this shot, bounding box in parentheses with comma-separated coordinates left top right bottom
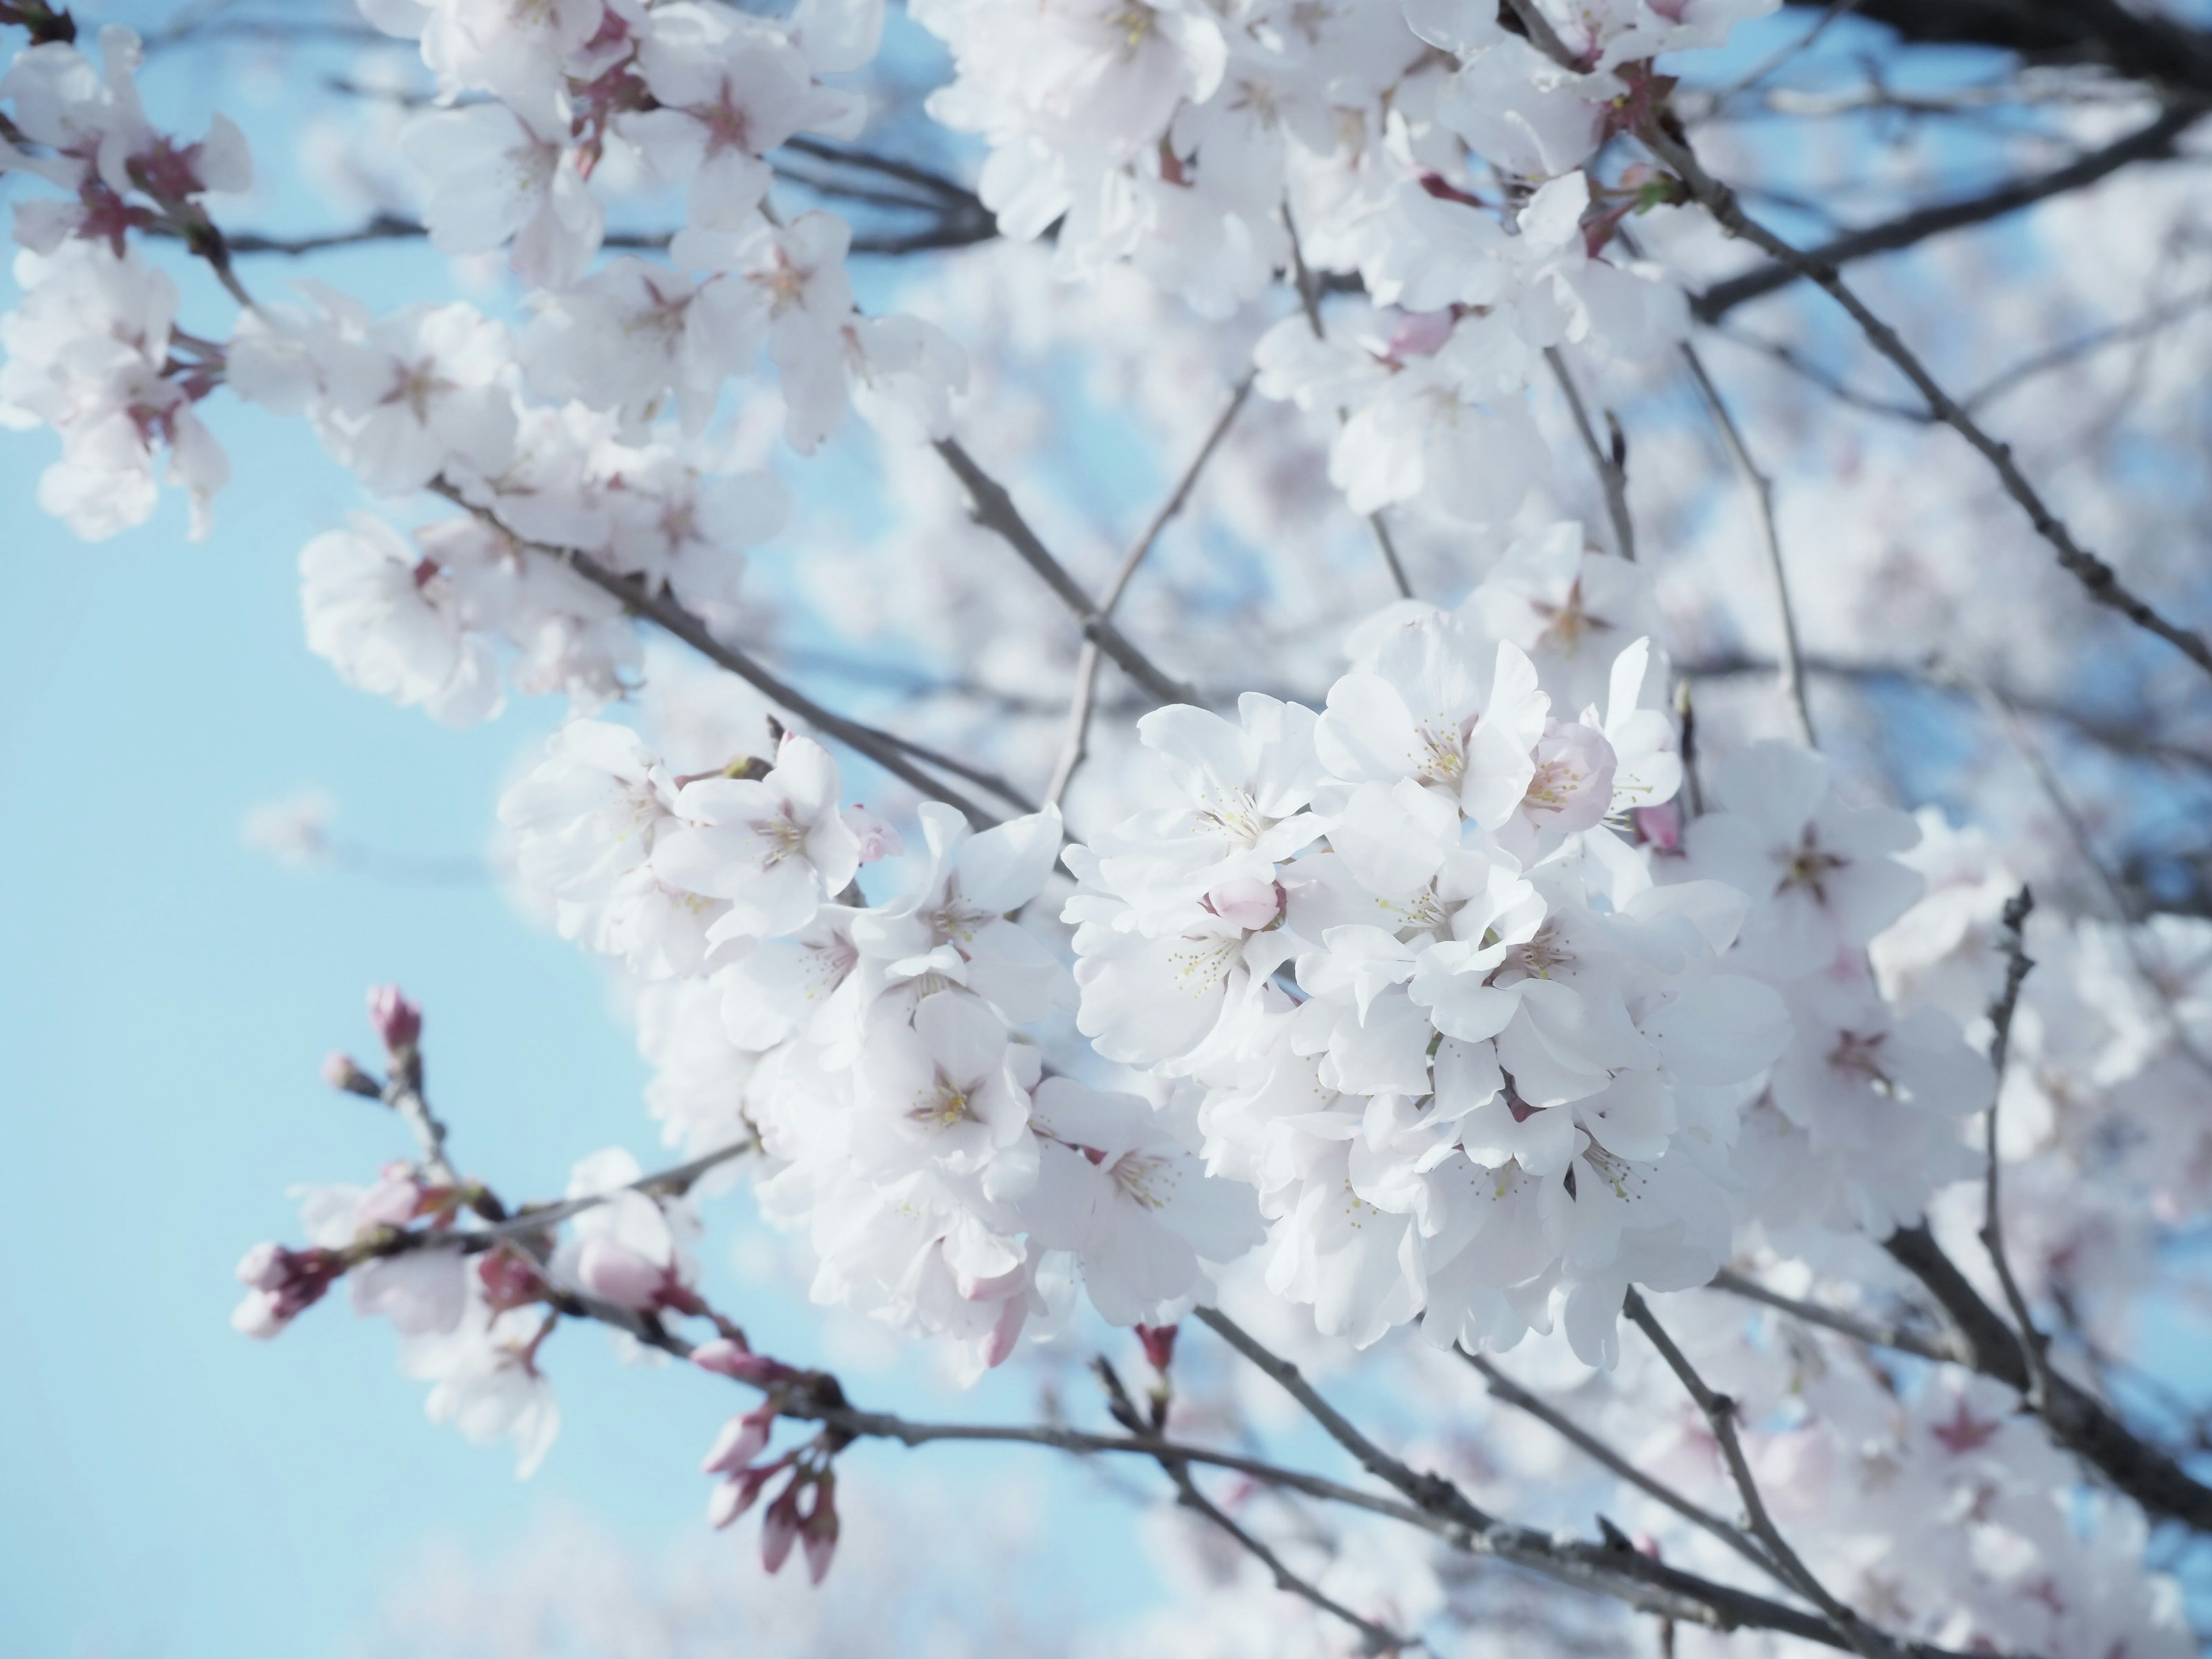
(502, 720, 1264, 1377)
(914, 0, 1767, 524)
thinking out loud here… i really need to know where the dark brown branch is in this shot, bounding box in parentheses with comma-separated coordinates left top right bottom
(1884, 1224, 2212, 1532)
(931, 437, 1198, 706)
(1691, 108, 2202, 323)
(428, 484, 1002, 826)
(1647, 119, 2212, 682)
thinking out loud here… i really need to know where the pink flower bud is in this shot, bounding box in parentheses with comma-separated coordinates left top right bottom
(707, 1460, 782, 1529)
(1203, 877, 1283, 932)
(702, 1407, 775, 1475)
(1136, 1323, 1179, 1373)
(229, 1243, 339, 1336)
(355, 1170, 425, 1231)
(760, 1483, 802, 1574)
(1631, 800, 1683, 853)
(692, 1339, 794, 1386)
(320, 1051, 380, 1097)
(235, 1240, 289, 1291)
(575, 1235, 669, 1310)
(1385, 308, 1456, 361)
(478, 1247, 544, 1311)
(366, 984, 422, 1053)
(801, 1480, 840, 1584)
(841, 805, 902, 863)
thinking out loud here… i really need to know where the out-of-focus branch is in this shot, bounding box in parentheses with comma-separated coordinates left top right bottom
(1884, 1224, 2212, 1532)
(1047, 372, 1255, 806)
(1545, 347, 1636, 562)
(1281, 199, 1414, 599)
(1457, 1349, 1774, 1576)
(932, 437, 1198, 706)
(1622, 1290, 1890, 1659)
(1704, 1268, 1967, 1365)
(1679, 651, 2212, 772)
(1691, 108, 2202, 322)
(1678, 343, 1816, 746)
(428, 484, 1003, 826)
(1647, 119, 2212, 683)
(1978, 889, 2055, 1411)
(1092, 1358, 1418, 1654)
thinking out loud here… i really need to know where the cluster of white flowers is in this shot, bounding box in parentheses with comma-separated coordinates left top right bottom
(0, 3, 968, 719)
(914, 0, 1767, 524)
(1061, 522, 1985, 1367)
(503, 721, 1262, 1378)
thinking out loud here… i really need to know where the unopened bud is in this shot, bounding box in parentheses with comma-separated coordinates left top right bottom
(692, 1338, 794, 1386)
(1631, 800, 1683, 853)
(575, 1235, 670, 1310)
(801, 1476, 840, 1584)
(842, 804, 902, 864)
(1136, 1323, 1179, 1373)
(701, 1407, 774, 1475)
(320, 1051, 381, 1097)
(478, 1246, 546, 1311)
(366, 984, 422, 1054)
(1384, 308, 1456, 361)
(760, 1482, 802, 1574)
(1202, 877, 1283, 933)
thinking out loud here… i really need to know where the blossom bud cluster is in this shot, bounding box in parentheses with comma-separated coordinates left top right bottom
(501, 720, 1264, 1378)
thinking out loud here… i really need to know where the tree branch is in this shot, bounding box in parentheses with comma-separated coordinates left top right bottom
(1545, 347, 1637, 563)
(1047, 372, 1255, 806)
(1678, 342, 1817, 746)
(1647, 118, 2212, 682)
(428, 484, 1003, 827)
(1622, 1290, 1892, 1659)
(931, 437, 1198, 706)
(1691, 108, 2202, 323)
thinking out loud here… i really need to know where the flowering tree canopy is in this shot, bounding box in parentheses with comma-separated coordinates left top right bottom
(17, 0, 2212, 1652)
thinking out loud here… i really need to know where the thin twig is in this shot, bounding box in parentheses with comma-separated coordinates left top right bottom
(1679, 342, 1817, 746)
(931, 438, 1197, 706)
(1622, 1290, 1892, 1659)
(1648, 118, 2212, 681)
(1047, 372, 1255, 805)
(427, 483, 1001, 827)
(1704, 1268, 1967, 1366)
(1457, 1350, 1775, 1577)
(1978, 887, 2055, 1412)
(1093, 1358, 1418, 1654)
(1546, 347, 1636, 562)
(1281, 199, 1414, 599)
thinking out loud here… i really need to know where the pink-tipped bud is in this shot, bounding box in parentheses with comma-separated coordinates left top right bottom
(1631, 800, 1683, 853)
(801, 1479, 840, 1584)
(707, 1459, 783, 1529)
(692, 1339, 794, 1386)
(575, 1235, 671, 1311)
(355, 1169, 427, 1230)
(366, 984, 422, 1054)
(1202, 877, 1283, 933)
(478, 1247, 544, 1311)
(229, 1243, 339, 1337)
(842, 804, 902, 864)
(1385, 307, 1457, 361)
(321, 1051, 380, 1097)
(760, 1483, 803, 1574)
(1136, 1323, 1179, 1373)
(702, 1407, 774, 1476)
